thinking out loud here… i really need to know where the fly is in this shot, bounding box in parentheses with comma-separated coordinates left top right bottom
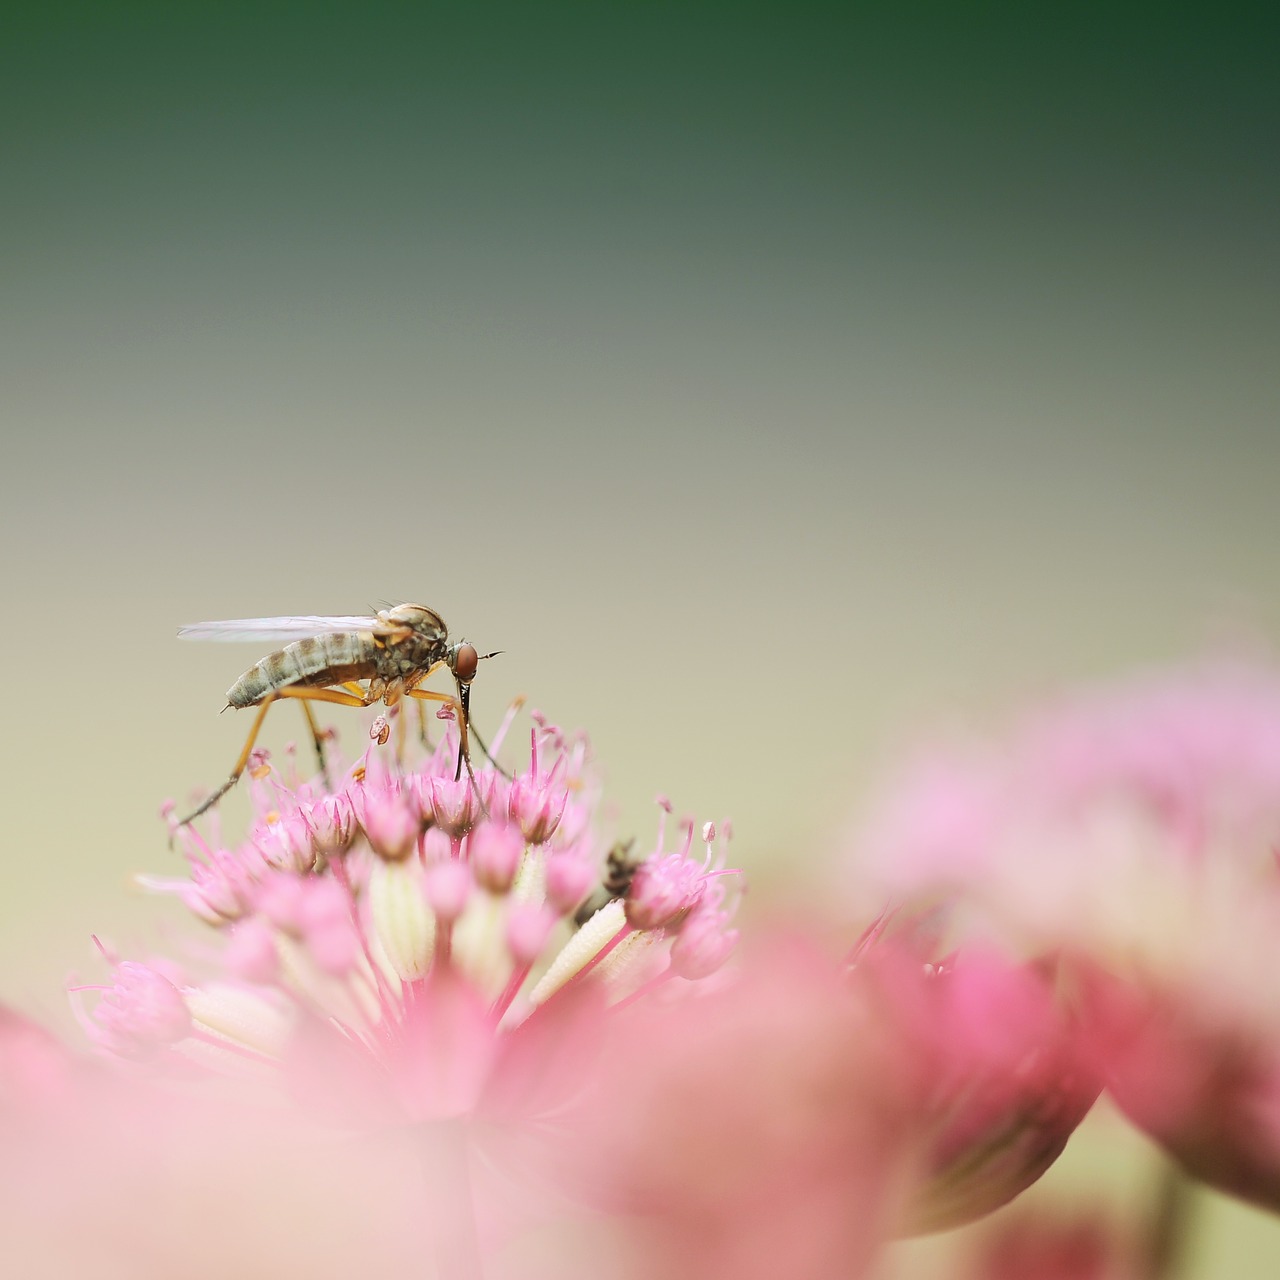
(176, 603, 498, 825)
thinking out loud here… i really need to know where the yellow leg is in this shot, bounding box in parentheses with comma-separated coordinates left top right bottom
(276, 686, 372, 709)
(179, 685, 374, 826)
(297, 700, 333, 788)
(406, 686, 474, 786)
(403, 661, 445, 694)
(179, 695, 279, 826)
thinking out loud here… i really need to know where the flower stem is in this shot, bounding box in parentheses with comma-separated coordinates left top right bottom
(1141, 1158, 1196, 1280)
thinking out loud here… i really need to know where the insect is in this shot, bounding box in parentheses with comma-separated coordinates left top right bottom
(573, 839, 641, 926)
(177, 603, 497, 825)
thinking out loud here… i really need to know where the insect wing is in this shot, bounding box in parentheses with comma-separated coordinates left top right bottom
(178, 615, 384, 643)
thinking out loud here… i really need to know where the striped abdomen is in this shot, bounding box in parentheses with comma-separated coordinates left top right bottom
(227, 632, 377, 708)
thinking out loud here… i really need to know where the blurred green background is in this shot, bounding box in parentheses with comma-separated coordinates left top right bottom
(2, 3, 1277, 1272)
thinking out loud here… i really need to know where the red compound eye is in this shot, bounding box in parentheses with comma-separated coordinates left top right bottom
(454, 643, 479, 684)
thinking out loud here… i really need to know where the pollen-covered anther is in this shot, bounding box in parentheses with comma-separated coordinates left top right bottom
(527, 899, 627, 1007)
(370, 715, 391, 746)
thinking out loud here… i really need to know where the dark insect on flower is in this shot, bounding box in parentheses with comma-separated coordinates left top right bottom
(573, 838, 642, 927)
(176, 603, 500, 825)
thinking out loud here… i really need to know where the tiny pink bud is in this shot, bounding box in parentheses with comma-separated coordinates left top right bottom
(424, 859, 471, 922)
(308, 792, 358, 856)
(469, 822, 525, 894)
(362, 796, 418, 861)
(670, 913, 738, 980)
(544, 852, 597, 916)
(626, 854, 706, 931)
(506, 903, 557, 965)
(508, 774, 568, 845)
(253, 813, 315, 874)
(91, 962, 191, 1057)
(255, 873, 307, 936)
(299, 877, 350, 936)
(425, 774, 482, 839)
(307, 919, 359, 977)
(223, 918, 279, 983)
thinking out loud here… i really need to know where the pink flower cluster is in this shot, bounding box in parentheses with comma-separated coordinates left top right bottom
(94, 712, 741, 1084)
(5, 661, 1280, 1276)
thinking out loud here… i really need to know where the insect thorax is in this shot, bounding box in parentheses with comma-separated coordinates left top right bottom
(374, 630, 448, 683)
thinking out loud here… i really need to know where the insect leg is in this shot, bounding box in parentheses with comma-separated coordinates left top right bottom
(403, 662, 448, 750)
(275, 686, 373, 708)
(404, 668, 510, 778)
(276, 686, 377, 781)
(415, 699, 433, 749)
(406, 687, 477, 788)
(179, 686, 374, 828)
(301, 683, 368, 783)
(178, 694, 280, 826)
(297, 700, 333, 790)
(402, 661, 445, 694)
(465, 719, 513, 781)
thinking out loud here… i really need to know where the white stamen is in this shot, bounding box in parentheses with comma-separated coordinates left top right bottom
(184, 982, 294, 1057)
(526, 900, 626, 1007)
(368, 858, 436, 981)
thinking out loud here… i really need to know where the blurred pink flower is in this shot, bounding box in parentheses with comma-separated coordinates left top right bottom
(849, 661, 1280, 1210)
(564, 922, 1099, 1279)
(1, 1008, 439, 1278)
(889, 943, 1101, 1234)
(568, 934, 923, 1280)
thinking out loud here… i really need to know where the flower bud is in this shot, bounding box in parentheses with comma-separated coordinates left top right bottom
(626, 854, 706, 932)
(424, 774, 483, 840)
(361, 793, 419, 861)
(508, 773, 568, 846)
(424, 859, 472, 923)
(545, 851, 598, 916)
(308, 792, 358, 856)
(90, 962, 191, 1058)
(506, 903, 557, 966)
(469, 822, 525, 894)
